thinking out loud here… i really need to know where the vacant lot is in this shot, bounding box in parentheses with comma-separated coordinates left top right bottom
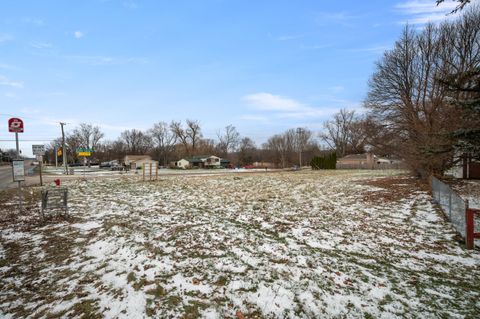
(1, 170, 479, 318)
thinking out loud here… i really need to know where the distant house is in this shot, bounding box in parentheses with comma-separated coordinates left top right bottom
(173, 155, 229, 169)
(336, 153, 404, 169)
(124, 155, 152, 170)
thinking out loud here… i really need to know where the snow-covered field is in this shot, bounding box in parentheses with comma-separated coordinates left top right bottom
(0, 170, 479, 318)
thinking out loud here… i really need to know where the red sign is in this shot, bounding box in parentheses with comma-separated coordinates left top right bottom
(8, 118, 24, 133)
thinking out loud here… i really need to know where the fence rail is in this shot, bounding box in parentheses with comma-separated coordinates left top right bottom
(431, 176, 479, 248)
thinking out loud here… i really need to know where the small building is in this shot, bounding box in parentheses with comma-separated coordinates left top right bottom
(337, 153, 404, 169)
(124, 155, 152, 170)
(173, 155, 227, 169)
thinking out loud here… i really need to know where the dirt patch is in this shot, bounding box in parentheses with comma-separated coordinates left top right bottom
(361, 176, 429, 203)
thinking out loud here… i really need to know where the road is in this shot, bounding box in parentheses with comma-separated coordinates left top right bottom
(0, 160, 34, 189)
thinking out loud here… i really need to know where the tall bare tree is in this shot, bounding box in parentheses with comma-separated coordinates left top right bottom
(238, 137, 257, 166)
(217, 124, 241, 157)
(365, 8, 480, 176)
(70, 123, 105, 165)
(295, 127, 313, 166)
(320, 109, 364, 157)
(149, 122, 177, 166)
(170, 119, 202, 156)
(120, 129, 152, 155)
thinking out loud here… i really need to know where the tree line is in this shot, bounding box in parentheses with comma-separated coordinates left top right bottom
(42, 120, 337, 168)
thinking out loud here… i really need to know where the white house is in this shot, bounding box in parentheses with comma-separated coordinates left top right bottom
(173, 155, 226, 169)
(124, 155, 152, 170)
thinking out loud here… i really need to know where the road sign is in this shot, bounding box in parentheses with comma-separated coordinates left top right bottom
(12, 160, 25, 182)
(57, 148, 62, 156)
(8, 118, 24, 133)
(32, 145, 45, 156)
(76, 147, 93, 157)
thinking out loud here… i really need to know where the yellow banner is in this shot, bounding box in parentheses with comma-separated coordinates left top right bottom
(77, 152, 91, 157)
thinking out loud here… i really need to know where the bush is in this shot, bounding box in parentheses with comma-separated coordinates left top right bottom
(311, 153, 336, 170)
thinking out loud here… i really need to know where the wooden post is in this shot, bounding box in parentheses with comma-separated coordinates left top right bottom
(149, 163, 152, 181)
(142, 163, 145, 181)
(155, 163, 158, 180)
(39, 157, 43, 186)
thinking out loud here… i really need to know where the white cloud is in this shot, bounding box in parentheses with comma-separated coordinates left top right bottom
(350, 45, 390, 54)
(74, 31, 84, 39)
(243, 93, 305, 111)
(243, 92, 338, 120)
(395, 0, 467, 24)
(0, 75, 23, 88)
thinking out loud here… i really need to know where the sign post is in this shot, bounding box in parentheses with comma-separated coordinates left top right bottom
(76, 148, 93, 177)
(32, 145, 45, 186)
(9, 118, 24, 213)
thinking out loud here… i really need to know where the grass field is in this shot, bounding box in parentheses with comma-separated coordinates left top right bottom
(1, 170, 479, 318)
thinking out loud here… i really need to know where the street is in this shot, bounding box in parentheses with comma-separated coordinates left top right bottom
(0, 160, 33, 189)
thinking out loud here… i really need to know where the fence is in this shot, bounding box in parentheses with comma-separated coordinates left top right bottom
(142, 161, 159, 181)
(336, 163, 405, 170)
(431, 176, 479, 248)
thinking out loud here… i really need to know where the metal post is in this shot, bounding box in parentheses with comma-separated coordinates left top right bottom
(39, 156, 43, 186)
(60, 122, 68, 175)
(15, 132, 23, 213)
(55, 147, 58, 168)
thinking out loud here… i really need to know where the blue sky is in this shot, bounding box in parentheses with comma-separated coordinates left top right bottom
(0, 0, 465, 156)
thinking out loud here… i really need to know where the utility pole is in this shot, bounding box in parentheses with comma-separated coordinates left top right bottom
(296, 127, 303, 168)
(60, 122, 68, 175)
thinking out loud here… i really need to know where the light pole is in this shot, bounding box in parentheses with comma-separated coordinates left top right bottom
(60, 122, 68, 174)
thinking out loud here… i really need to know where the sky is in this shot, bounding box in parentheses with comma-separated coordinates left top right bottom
(0, 0, 467, 157)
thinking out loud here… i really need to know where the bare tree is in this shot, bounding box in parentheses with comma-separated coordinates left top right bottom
(320, 109, 364, 157)
(364, 9, 480, 177)
(295, 127, 313, 166)
(149, 122, 177, 166)
(264, 130, 297, 168)
(186, 119, 202, 155)
(120, 129, 152, 155)
(437, 0, 471, 13)
(217, 124, 241, 156)
(170, 119, 203, 156)
(238, 137, 257, 165)
(70, 123, 105, 166)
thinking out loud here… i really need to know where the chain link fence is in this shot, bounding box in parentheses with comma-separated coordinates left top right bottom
(431, 176, 468, 239)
